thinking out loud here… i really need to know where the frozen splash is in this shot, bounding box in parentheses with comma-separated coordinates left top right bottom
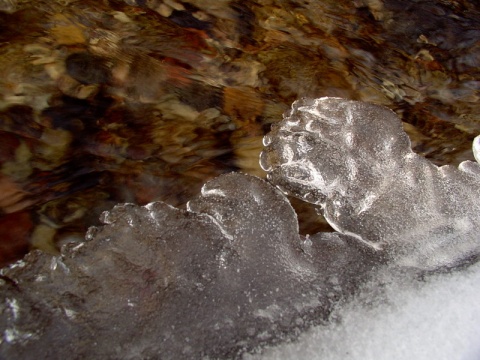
(1, 98, 480, 359)
(261, 97, 480, 270)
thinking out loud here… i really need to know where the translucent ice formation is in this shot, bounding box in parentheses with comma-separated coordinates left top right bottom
(0, 173, 380, 359)
(261, 97, 480, 270)
(2, 98, 479, 359)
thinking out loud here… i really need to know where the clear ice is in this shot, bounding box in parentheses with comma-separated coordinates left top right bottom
(1, 98, 480, 359)
(0, 173, 380, 359)
(261, 97, 480, 270)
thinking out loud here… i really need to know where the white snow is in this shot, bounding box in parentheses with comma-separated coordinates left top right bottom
(253, 262, 480, 360)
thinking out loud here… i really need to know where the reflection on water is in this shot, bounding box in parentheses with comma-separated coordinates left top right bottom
(0, 0, 479, 266)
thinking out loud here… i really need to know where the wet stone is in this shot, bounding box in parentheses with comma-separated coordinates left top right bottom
(65, 52, 110, 85)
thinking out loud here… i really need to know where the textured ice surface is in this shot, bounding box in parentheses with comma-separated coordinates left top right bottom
(2, 98, 480, 359)
(0, 173, 380, 359)
(261, 97, 480, 270)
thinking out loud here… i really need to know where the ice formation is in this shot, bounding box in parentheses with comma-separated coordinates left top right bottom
(0, 173, 380, 359)
(1, 97, 480, 359)
(261, 97, 480, 270)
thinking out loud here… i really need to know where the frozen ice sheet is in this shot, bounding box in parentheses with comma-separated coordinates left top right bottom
(0, 173, 380, 359)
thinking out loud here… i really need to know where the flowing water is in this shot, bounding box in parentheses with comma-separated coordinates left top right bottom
(0, 0, 479, 266)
